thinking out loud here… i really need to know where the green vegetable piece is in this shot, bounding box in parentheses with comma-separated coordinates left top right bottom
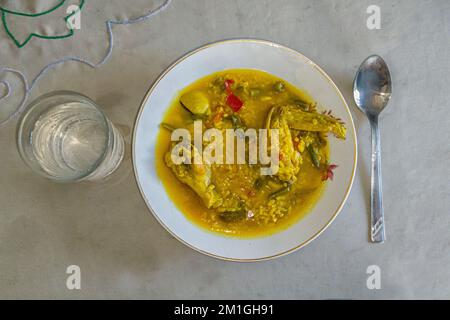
(292, 99, 311, 111)
(254, 177, 265, 190)
(225, 114, 245, 129)
(180, 91, 210, 115)
(274, 81, 285, 92)
(307, 145, 321, 168)
(269, 185, 291, 199)
(213, 77, 225, 88)
(219, 210, 246, 223)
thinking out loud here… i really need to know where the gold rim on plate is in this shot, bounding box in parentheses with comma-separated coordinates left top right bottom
(132, 38, 358, 262)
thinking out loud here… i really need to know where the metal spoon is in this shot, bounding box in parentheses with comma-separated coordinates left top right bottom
(353, 55, 392, 243)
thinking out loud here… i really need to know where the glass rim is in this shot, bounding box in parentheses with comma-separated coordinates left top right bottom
(16, 90, 114, 182)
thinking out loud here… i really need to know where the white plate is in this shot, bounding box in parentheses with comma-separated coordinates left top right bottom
(133, 39, 357, 261)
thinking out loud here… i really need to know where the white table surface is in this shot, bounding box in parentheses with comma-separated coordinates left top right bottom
(0, 0, 449, 299)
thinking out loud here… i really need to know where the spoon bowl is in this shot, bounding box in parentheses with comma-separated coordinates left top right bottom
(354, 55, 392, 116)
(353, 55, 392, 243)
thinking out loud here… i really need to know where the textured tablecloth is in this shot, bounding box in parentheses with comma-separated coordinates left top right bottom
(0, 0, 449, 299)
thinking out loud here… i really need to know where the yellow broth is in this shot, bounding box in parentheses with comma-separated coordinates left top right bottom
(156, 69, 329, 238)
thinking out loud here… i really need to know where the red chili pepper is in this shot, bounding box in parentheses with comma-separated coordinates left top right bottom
(224, 79, 234, 94)
(323, 164, 338, 181)
(227, 94, 243, 112)
(224, 79, 243, 112)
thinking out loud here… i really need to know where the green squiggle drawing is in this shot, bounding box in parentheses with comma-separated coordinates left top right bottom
(0, 0, 85, 48)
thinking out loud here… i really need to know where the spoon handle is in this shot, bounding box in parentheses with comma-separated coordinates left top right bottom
(370, 116, 385, 243)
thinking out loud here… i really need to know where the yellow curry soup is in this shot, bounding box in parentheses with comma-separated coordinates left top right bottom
(156, 69, 346, 238)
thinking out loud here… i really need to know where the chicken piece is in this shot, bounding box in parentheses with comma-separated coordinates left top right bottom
(269, 109, 302, 182)
(266, 105, 347, 182)
(279, 105, 347, 139)
(164, 146, 222, 209)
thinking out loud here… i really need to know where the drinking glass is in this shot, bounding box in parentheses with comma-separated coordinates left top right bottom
(17, 91, 124, 182)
